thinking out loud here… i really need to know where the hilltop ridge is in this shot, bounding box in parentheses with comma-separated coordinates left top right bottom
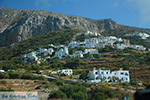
(0, 7, 150, 46)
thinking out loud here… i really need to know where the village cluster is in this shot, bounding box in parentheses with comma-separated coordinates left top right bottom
(20, 31, 148, 83)
(22, 31, 147, 64)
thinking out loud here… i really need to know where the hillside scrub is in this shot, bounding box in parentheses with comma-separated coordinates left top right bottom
(0, 71, 46, 80)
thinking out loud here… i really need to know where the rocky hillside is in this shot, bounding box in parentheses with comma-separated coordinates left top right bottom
(0, 7, 118, 46)
(0, 7, 150, 46)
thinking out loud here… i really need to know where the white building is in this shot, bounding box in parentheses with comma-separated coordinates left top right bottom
(69, 41, 78, 48)
(55, 47, 69, 59)
(84, 49, 99, 54)
(128, 45, 146, 50)
(39, 48, 47, 55)
(0, 70, 5, 72)
(57, 69, 73, 76)
(111, 69, 130, 83)
(88, 68, 130, 83)
(125, 32, 150, 39)
(115, 43, 127, 50)
(84, 43, 97, 48)
(48, 44, 55, 47)
(70, 53, 84, 58)
(85, 31, 100, 36)
(22, 51, 38, 62)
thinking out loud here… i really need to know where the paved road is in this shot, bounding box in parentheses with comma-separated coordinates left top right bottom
(33, 74, 57, 80)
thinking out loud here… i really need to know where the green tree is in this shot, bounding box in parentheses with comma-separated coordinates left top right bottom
(59, 84, 87, 99)
(72, 91, 88, 100)
(93, 54, 101, 58)
(48, 90, 67, 99)
(99, 45, 114, 52)
(94, 92, 105, 100)
(0, 72, 9, 79)
(65, 58, 82, 69)
(8, 71, 22, 79)
(79, 71, 88, 80)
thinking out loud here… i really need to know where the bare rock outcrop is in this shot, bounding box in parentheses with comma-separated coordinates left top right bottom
(0, 7, 118, 46)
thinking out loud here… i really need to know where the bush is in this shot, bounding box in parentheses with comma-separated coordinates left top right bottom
(8, 71, 22, 79)
(99, 45, 114, 52)
(65, 58, 82, 69)
(0, 87, 14, 92)
(48, 90, 67, 99)
(90, 86, 115, 100)
(22, 72, 34, 79)
(79, 71, 88, 80)
(54, 80, 64, 86)
(72, 91, 88, 100)
(59, 84, 87, 99)
(93, 54, 102, 58)
(0, 72, 9, 79)
(0, 80, 7, 84)
(45, 83, 57, 89)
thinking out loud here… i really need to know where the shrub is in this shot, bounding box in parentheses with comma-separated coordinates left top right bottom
(0, 80, 7, 84)
(93, 54, 102, 58)
(0, 87, 14, 92)
(0, 72, 9, 79)
(48, 90, 67, 99)
(8, 71, 22, 79)
(45, 83, 57, 89)
(54, 80, 64, 86)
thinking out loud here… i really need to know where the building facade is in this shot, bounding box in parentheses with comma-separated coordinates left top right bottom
(88, 68, 130, 83)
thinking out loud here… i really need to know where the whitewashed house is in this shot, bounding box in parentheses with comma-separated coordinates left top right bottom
(85, 38, 99, 44)
(55, 47, 69, 59)
(85, 31, 100, 36)
(75, 51, 83, 54)
(69, 41, 78, 48)
(84, 49, 99, 54)
(125, 32, 150, 39)
(96, 43, 105, 48)
(70, 51, 84, 58)
(88, 68, 130, 83)
(115, 44, 127, 49)
(128, 45, 146, 50)
(22, 51, 38, 63)
(88, 68, 111, 83)
(39, 48, 47, 55)
(86, 31, 93, 35)
(48, 44, 55, 47)
(84, 43, 97, 48)
(70, 53, 84, 58)
(0, 70, 5, 72)
(57, 69, 73, 76)
(111, 69, 130, 83)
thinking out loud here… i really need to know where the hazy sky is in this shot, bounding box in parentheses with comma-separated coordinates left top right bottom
(0, 0, 150, 28)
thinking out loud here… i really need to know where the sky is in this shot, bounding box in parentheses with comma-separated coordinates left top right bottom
(0, 0, 150, 28)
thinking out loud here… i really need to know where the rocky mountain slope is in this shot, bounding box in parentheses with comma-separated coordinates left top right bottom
(0, 7, 150, 46)
(0, 7, 118, 46)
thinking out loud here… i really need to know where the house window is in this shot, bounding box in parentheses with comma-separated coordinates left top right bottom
(120, 72, 124, 75)
(106, 72, 108, 74)
(114, 73, 116, 75)
(101, 72, 103, 74)
(96, 77, 99, 80)
(126, 78, 128, 80)
(125, 73, 128, 76)
(95, 72, 98, 75)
